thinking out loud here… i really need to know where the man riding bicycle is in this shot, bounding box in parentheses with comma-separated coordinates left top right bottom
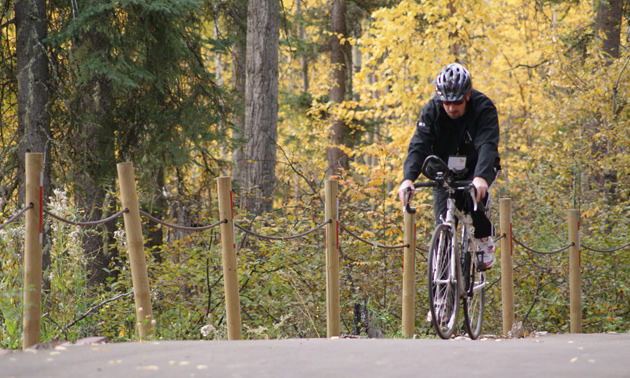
(397, 63, 501, 269)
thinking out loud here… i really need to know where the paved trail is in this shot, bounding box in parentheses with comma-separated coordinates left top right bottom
(1, 333, 628, 377)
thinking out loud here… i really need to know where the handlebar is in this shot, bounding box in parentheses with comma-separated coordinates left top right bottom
(404, 155, 487, 214)
(403, 187, 416, 214)
(408, 181, 486, 213)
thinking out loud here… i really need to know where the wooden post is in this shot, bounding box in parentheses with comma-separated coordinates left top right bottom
(568, 209, 582, 333)
(401, 207, 416, 338)
(499, 198, 514, 337)
(23, 153, 43, 350)
(217, 177, 242, 340)
(325, 180, 340, 337)
(117, 162, 154, 339)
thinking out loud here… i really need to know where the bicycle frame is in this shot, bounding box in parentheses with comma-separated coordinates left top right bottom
(407, 154, 489, 339)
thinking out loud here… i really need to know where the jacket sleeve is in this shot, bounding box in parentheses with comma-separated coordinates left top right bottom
(473, 99, 500, 185)
(403, 104, 437, 183)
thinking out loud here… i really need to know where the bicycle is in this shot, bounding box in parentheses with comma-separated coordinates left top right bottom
(405, 155, 489, 340)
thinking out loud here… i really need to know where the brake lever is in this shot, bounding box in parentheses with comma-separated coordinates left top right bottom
(468, 185, 478, 212)
(467, 184, 488, 213)
(404, 187, 416, 214)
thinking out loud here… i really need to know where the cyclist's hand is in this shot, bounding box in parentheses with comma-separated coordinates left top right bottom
(472, 177, 488, 202)
(397, 179, 415, 207)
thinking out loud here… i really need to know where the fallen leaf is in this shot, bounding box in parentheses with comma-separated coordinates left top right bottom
(136, 365, 159, 371)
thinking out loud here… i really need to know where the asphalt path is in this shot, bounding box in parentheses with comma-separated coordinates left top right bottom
(1, 333, 628, 378)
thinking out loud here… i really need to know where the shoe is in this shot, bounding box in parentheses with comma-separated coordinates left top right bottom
(476, 236, 496, 269)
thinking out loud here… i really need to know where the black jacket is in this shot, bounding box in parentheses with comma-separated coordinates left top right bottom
(402, 89, 500, 185)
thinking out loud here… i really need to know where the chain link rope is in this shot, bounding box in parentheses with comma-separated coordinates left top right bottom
(339, 222, 409, 249)
(0, 203, 34, 230)
(581, 241, 630, 254)
(234, 219, 331, 241)
(45, 208, 129, 226)
(139, 210, 227, 231)
(6, 204, 629, 256)
(512, 235, 573, 255)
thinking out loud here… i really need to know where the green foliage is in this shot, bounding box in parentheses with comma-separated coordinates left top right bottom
(0, 224, 23, 349)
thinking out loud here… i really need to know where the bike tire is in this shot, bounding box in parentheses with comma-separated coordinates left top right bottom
(463, 244, 486, 339)
(427, 224, 458, 339)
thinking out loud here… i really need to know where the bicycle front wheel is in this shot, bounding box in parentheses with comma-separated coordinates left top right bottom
(427, 224, 458, 339)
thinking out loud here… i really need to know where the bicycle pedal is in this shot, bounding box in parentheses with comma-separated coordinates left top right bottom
(459, 288, 468, 299)
(475, 251, 487, 272)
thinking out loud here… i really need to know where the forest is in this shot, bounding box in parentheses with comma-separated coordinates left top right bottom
(1, 0, 629, 347)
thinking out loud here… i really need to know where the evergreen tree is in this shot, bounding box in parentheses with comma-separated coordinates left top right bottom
(47, 0, 234, 284)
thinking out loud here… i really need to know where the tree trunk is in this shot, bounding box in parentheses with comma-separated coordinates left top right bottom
(215, 21, 230, 177)
(15, 0, 51, 290)
(297, 0, 309, 93)
(328, 0, 349, 177)
(63, 1, 118, 287)
(240, 0, 279, 215)
(448, 0, 460, 58)
(230, 0, 248, 185)
(75, 74, 118, 287)
(593, 0, 623, 206)
(595, 0, 623, 59)
(146, 165, 166, 263)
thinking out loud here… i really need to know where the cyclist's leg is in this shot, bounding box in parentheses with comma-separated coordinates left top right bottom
(473, 166, 500, 238)
(471, 194, 496, 269)
(471, 194, 493, 238)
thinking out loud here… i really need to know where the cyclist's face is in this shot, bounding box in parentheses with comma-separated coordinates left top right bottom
(442, 92, 470, 119)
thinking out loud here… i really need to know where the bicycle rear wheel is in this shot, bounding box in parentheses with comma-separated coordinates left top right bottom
(463, 246, 486, 339)
(427, 224, 458, 339)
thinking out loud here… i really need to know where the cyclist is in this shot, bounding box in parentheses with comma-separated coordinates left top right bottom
(397, 63, 500, 269)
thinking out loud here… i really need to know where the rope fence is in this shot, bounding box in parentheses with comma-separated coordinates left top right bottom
(44, 208, 129, 226)
(139, 209, 227, 231)
(339, 222, 408, 249)
(7, 204, 629, 258)
(510, 236, 630, 255)
(235, 219, 330, 241)
(0, 203, 34, 230)
(581, 241, 630, 254)
(512, 236, 574, 255)
(10, 153, 630, 348)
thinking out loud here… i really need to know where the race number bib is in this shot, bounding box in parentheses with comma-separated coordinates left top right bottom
(448, 156, 466, 171)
